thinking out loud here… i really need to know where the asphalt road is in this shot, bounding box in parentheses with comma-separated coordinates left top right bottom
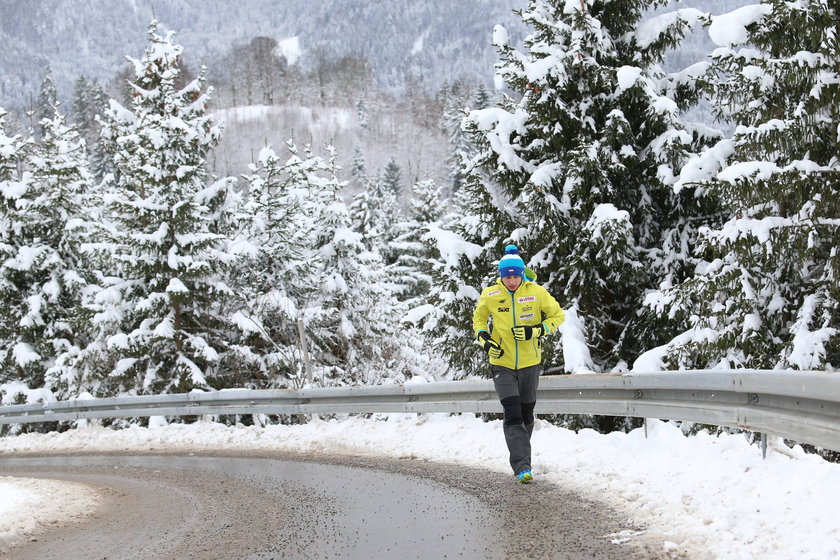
(0, 451, 672, 559)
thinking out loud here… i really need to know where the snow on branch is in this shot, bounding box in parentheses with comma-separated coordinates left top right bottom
(708, 4, 773, 47)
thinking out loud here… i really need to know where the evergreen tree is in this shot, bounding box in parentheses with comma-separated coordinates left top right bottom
(0, 108, 25, 183)
(348, 150, 384, 251)
(348, 182, 381, 251)
(381, 157, 403, 198)
(34, 67, 59, 134)
(450, 0, 715, 373)
(0, 108, 31, 384)
(435, 81, 452, 114)
(369, 160, 406, 265)
(85, 80, 113, 183)
(389, 178, 457, 384)
(298, 145, 398, 385)
(349, 147, 370, 193)
(645, 0, 840, 370)
(350, 165, 404, 260)
(72, 76, 110, 182)
(376, 186, 404, 265)
(425, 86, 498, 379)
(387, 178, 446, 302)
(226, 143, 310, 388)
(0, 108, 92, 393)
(472, 82, 492, 110)
(89, 21, 235, 395)
(441, 81, 475, 193)
(71, 76, 91, 133)
(418, 155, 512, 378)
(418, 224, 493, 378)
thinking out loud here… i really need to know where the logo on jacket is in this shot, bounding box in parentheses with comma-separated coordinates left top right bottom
(518, 296, 536, 303)
(519, 313, 534, 321)
(497, 307, 510, 313)
(487, 289, 501, 297)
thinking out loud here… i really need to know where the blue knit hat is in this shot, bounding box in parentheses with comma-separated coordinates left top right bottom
(498, 244, 525, 278)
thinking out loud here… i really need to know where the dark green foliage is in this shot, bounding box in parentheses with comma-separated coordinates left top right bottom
(449, 0, 717, 373)
(650, 0, 840, 370)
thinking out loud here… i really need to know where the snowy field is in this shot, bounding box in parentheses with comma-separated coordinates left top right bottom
(0, 414, 838, 559)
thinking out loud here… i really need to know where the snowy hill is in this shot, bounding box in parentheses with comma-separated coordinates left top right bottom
(0, 0, 753, 111)
(0, 0, 750, 198)
(210, 104, 450, 193)
(0, 0, 525, 109)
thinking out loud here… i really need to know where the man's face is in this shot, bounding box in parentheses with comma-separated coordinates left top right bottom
(502, 275, 522, 292)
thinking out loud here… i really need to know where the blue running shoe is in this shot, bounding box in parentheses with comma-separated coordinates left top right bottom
(517, 469, 533, 483)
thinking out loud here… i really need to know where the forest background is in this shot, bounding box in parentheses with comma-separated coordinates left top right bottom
(0, 0, 837, 437)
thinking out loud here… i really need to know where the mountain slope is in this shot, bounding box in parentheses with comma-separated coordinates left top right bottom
(0, 0, 526, 108)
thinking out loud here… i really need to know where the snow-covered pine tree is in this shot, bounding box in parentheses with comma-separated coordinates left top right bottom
(441, 81, 476, 194)
(72, 77, 110, 182)
(376, 185, 404, 266)
(347, 147, 384, 251)
(381, 157, 403, 198)
(0, 108, 25, 183)
(388, 177, 456, 382)
(388, 178, 445, 302)
(71, 76, 92, 135)
(412, 81, 512, 377)
(349, 190, 380, 249)
(351, 164, 403, 263)
(0, 108, 93, 393)
(349, 147, 369, 191)
(472, 82, 493, 111)
(299, 144, 398, 385)
(413, 152, 497, 378)
(0, 108, 32, 384)
(90, 21, 235, 395)
(226, 143, 311, 389)
(33, 67, 59, 136)
(455, 0, 716, 372)
(644, 0, 840, 370)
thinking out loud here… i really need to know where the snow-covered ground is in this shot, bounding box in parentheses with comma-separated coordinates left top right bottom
(0, 475, 99, 549)
(1, 414, 838, 559)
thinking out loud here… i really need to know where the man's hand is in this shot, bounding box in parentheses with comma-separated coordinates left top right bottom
(476, 331, 504, 359)
(511, 323, 546, 341)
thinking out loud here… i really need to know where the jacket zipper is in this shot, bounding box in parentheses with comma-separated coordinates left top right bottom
(511, 291, 518, 369)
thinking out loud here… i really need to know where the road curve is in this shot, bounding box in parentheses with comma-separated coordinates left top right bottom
(0, 451, 670, 559)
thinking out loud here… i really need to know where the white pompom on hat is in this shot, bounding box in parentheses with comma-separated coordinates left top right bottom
(498, 244, 525, 278)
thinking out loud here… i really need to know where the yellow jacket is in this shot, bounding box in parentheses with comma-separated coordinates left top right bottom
(472, 268, 565, 369)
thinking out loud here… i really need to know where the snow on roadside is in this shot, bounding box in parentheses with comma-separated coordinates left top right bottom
(0, 476, 100, 550)
(0, 414, 839, 559)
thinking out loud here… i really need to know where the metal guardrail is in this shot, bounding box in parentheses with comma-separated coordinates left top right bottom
(1, 370, 839, 452)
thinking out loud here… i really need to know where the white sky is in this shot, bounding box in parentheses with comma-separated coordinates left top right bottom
(1, 413, 838, 559)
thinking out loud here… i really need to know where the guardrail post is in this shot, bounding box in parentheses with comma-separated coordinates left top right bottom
(760, 432, 767, 459)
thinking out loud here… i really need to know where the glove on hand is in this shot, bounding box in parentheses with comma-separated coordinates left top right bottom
(477, 331, 504, 359)
(511, 323, 546, 341)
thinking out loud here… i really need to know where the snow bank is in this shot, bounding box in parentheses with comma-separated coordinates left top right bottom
(0, 476, 100, 549)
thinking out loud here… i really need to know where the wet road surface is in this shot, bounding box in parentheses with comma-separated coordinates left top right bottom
(0, 451, 671, 559)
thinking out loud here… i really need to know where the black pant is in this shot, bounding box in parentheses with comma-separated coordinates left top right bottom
(491, 364, 540, 474)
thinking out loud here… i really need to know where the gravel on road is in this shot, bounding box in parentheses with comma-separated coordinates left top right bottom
(0, 450, 674, 559)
